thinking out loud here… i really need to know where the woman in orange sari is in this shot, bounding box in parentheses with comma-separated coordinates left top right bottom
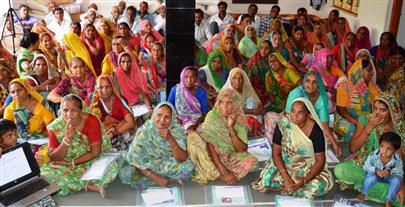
(219, 35, 243, 69)
(306, 22, 330, 49)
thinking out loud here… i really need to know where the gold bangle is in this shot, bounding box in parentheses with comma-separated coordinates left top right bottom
(71, 158, 75, 167)
(279, 169, 287, 173)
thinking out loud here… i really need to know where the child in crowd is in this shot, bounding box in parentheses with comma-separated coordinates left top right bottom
(357, 132, 403, 207)
(0, 119, 18, 154)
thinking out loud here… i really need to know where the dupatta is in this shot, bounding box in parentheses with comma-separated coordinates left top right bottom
(238, 24, 260, 59)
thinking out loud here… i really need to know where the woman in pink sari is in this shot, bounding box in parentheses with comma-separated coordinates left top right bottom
(137, 20, 164, 46)
(333, 32, 358, 73)
(204, 24, 237, 54)
(310, 48, 346, 113)
(81, 23, 107, 76)
(115, 52, 152, 109)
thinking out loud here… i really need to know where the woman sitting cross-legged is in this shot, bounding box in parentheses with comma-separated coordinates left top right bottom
(187, 88, 258, 185)
(119, 102, 195, 189)
(334, 93, 405, 206)
(167, 66, 209, 131)
(252, 97, 334, 198)
(86, 74, 136, 151)
(221, 67, 264, 136)
(41, 94, 118, 197)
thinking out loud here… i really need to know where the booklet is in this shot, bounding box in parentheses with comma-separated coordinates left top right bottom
(248, 137, 272, 161)
(139, 187, 183, 206)
(276, 195, 314, 207)
(326, 149, 340, 163)
(80, 154, 119, 181)
(27, 138, 49, 146)
(211, 186, 250, 205)
(132, 104, 149, 117)
(333, 198, 373, 207)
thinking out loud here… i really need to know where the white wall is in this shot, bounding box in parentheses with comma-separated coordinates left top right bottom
(397, 0, 405, 47)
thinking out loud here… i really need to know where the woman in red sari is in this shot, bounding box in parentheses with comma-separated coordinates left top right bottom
(81, 23, 106, 77)
(333, 32, 358, 74)
(355, 26, 371, 50)
(117, 22, 141, 54)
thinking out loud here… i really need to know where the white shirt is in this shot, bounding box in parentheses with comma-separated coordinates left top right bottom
(209, 13, 234, 32)
(44, 9, 71, 25)
(237, 14, 261, 32)
(195, 21, 212, 44)
(153, 14, 166, 34)
(48, 19, 71, 44)
(107, 14, 125, 25)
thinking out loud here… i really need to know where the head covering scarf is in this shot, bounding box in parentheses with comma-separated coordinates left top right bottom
(238, 24, 260, 59)
(219, 35, 238, 68)
(291, 97, 324, 132)
(306, 24, 329, 48)
(200, 88, 249, 153)
(90, 74, 132, 118)
(175, 66, 202, 129)
(246, 41, 271, 83)
(8, 78, 44, 108)
(48, 94, 112, 152)
(139, 19, 164, 45)
(336, 17, 352, 45)
(98, 18, 116, 51)
(81, 23, 106, 76)
(31, 54, 55, 80)
(312, 48, 345, 88)
(264, 19, 288, 42)
(222, 67, 261, 108)
(116, 52, 149, 105)
(294, 71, 329, 111)
(355, 26, 371, 50)
(39, 32, 58, 68)
(0, 58, 18, 80)
(347, 58, 380, 97)
(206, 50, 227, 90)
(120, 102, 190, 182)
(337, 32, 358, 73)
(62, 32, 97, 77)
(373, 93, 405, 148)
(355, 49, 377, 82)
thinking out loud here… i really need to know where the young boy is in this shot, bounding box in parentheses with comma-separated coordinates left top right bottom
(0, 119, 18, 154)
(357, 132, 403, 207)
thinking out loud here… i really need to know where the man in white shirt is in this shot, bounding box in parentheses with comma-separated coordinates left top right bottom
(209, 1, 234, 35)
(44, 1, 71, 25)
(237, 4, 260, 32)
(153, 2, 166, 35)
(48, 7, 71, 44)
(108, 5, 125, 25)
(195, 9, 212, 45)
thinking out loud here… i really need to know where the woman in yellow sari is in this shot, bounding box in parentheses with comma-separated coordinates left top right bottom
(62, 32, 97, 77)
(4, 78, 54, 141)
(97, 18, 116, 52)
(262, 19, 288, 42)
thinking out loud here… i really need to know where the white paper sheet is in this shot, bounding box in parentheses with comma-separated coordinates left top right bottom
(326, 149, 340, 163)
(131, 104, 149, 117)
(276, 195, 313, 207)
(28, 138, 49, 145)
(216, 186, 245, 198)
(80, 155, 118, 181)
(248, 138, 272, 161)
(141, 188, 174, 205)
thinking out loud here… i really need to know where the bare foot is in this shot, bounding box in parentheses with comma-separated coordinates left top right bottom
(86, 184, 106, 199)
(357, 193, 365, 202)
(385, 200, 393, 207)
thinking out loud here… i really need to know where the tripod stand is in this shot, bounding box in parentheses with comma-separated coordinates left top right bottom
(1, 0, 25, 57)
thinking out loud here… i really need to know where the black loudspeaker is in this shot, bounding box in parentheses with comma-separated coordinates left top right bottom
(165, 0, 195, 94)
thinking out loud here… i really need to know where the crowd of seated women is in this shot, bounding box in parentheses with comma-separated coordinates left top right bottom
(0, 1, 404, 207)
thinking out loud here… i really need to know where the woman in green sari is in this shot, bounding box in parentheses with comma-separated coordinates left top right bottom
(238, 24, 261, 60)
(334, 93, 405, 206)
(187, 88, 258, 185)
(253, 97, 334, 198)
(17, 32, 40, 77)
(41, 94, 118, 197)
(119, 102, 194, 189)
